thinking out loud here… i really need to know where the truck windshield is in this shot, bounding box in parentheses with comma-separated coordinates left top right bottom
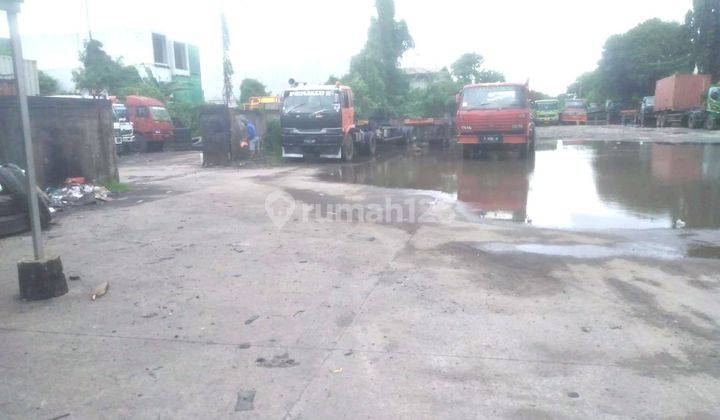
(150, 106, 172, 122)
(535, 102, 558, 111)
(112, 105, 128, 121)
(461, 86, 526, 110)
(565, 100, 586, 108)
(283, 90, 339, 114)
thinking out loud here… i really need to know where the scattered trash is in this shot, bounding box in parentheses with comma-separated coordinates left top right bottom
(331, 367, 343, 374)
(91, 281, 109, 301)
(610, 325, 623, 330)
(255, 353, 298, 368)
(232, 248, 244, 254)
(234, 389, 256, 412)
(293, 310, 305, 317)
(141, 312, 158, 319)
(581, 326, 591, 333)
(675, 219, 687, 229)
(237, 343, 251, 349)
(567, 392, 580, 398)
(245, 315, 260, 325)
(49, 413, 70, 420)
(68, 275, 81, 281)
(45, 179, 113, 209)
(344, 350, 354, 356)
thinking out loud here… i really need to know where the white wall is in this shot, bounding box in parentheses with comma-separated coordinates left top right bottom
(22, 29, 191, 92)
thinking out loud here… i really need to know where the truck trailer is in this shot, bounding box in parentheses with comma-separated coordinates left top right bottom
(654, 74, 712, 128)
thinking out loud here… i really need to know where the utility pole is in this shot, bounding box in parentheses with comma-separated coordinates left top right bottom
(221, 11, 234, 106)
(1, 0, 67, 301)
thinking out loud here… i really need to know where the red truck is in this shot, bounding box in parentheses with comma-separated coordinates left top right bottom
(124, 95, 175, 152)
(561, 99, 588, 125)
(654, 74, 712, 128)
(456, 82, 535, 159)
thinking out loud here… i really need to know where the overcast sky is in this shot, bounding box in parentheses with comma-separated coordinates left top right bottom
(1, 0, 690, 99)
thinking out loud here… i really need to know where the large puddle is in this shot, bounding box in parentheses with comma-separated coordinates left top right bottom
(318, 141, 720, 230)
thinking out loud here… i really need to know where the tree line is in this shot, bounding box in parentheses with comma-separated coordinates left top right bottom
(327, 0, 506, 119)
(569, 0, 720, 103)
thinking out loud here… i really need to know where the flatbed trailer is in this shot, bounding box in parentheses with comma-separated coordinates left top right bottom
(403, 118, 453, 146)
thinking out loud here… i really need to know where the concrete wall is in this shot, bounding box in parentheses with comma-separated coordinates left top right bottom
(0, 97, 118, 187)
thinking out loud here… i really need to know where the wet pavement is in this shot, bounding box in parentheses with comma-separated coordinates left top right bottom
(319, 140, 720, 231)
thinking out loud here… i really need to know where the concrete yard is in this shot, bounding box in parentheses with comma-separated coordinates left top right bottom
(1, 126, 720, 419)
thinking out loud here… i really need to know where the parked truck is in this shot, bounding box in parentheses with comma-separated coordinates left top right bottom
(688, 85, 720, 130)
(653, 74, 711, 128)
(124, 95, 175, 152)
(561, 99, 588, 125)
(280, 84, 376, 160)
(111, 103, 135, 153)
(456, 82, 535, 159)
(533, 99, 561, 125)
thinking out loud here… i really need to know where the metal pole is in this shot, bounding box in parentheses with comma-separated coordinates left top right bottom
(7, 10, 44, 260)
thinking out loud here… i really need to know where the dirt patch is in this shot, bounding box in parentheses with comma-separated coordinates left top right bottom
(604, 277, 718, 341)
(255, 353, 298, 368)
(429, 241, 567, 297)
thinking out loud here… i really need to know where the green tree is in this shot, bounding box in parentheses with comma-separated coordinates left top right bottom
(476, 69, 505, 83)
(451, 53, 484, 85)
(450, 53, 505, 84)
(686, 0, 720, 80)
(406, 68, 459, 118)
(584, 19, 692, 102)
(72, 39, 141, 96)
(239, 78, 270, 104)
(38, 70, 59, 95)
(343, 0, 414, 117)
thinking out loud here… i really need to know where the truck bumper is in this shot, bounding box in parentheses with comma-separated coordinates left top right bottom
(114, 135, 135, 145)
(458, 133, 528, 145)
(282, 134, 344, 159)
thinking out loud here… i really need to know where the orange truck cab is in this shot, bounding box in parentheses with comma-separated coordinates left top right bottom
(280, 84, 376, 161)
(456, 83, 535, 159)
(124, 95, 175, 152)
(561, 99, 588, 125)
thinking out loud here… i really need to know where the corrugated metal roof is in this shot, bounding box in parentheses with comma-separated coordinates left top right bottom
(0, 56, 40, 95)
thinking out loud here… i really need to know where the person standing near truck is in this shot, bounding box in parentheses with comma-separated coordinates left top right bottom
(245, 118, 258, 158)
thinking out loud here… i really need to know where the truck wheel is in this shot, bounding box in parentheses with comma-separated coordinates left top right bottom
(147, 141, 164, 152)
(462, 144, 474, 159)
(368, 133, 377, 156)
(519, 142, 528, 160)
(131, 134, 147, 153)
(342, 133, 355, 162)
(705, 116, 717, 130)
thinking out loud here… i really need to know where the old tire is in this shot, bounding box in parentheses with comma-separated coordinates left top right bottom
(342, 133, 355, 162)
(0, 194, 19, 217)
(0, 167, 51, 230)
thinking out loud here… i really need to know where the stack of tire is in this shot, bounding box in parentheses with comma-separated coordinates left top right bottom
(0, 164, 52, 237)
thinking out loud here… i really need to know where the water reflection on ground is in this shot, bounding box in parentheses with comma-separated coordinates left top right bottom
(318, 141, 720, 230)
